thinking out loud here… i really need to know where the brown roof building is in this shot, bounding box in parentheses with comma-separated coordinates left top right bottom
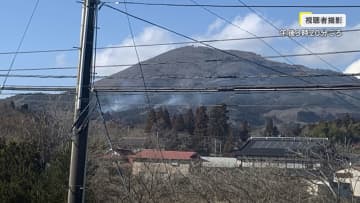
(130, 149, 199, 177)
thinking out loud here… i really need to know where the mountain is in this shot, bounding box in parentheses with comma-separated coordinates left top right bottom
(3, 46, 360, 126)
(95, 46, 360, 125)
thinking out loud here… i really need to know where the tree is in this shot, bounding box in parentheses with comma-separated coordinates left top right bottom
(145, 108, 156, 133)
(193, 106, 208, 151)
(171, 114, 177, 130)
(281, 122, 302, 137)
(172, 114, 185, 132)
(184, 109, 195, 135)
(273, 126, 280, 137)
(162, 107, 172, 129)
(0, 142, 76, 203)
(0, 142, 43, 202)
(156, 107, 172, 130)
(342, 113, 354, 129)
(307, 117, 360, 144)
(264, 118, 279, 137)
(223, 130, 235, 153)
(239, 121, 250, 142)
(264, 118, 274, 137)
(37, 146, 71, 203)
(208, 104, 229, 143)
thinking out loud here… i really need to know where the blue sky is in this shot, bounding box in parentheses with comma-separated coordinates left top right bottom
(1, 0, 360, 96)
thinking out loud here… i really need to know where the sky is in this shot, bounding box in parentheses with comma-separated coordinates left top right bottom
(0, 0, 360, 97)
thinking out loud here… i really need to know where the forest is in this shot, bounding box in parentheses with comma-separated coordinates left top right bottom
(0, 100, 359, 202)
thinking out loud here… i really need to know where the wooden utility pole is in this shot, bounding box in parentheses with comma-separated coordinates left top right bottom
(68, 0, 97, 202)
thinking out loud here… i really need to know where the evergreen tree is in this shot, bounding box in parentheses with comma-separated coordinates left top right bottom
(184, 109, 195, 135)
(0, 141, 84, 203)
(208, 104, 229, 143)
(173, 114, 185, 132)
(162, 107, 172, 129)
(156, 108, 165, 129)
(156, 107, 172, 130)
(0, 142, 43, 202)
(264, 118, 274, 137)
(144, 108, 156, 133)
(193, 106, 208, 151)
(264, 118, 279, 137)
(171, 114, 177, 130)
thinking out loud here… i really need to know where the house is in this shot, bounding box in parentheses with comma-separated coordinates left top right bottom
(334, 166, 360, 198)
(129, 149, 200, 177)
(235, 137, 329, 170)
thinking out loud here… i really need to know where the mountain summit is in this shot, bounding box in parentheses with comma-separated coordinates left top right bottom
(96, 46, 354, 88)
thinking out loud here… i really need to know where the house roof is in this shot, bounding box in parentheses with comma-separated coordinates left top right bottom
(235, 137, 328, 158)
(132, 149, 198, 160)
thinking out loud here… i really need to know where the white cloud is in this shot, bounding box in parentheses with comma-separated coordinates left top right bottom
(95, 14, 282, 76)
(292, 24, 360, 70)
(95, 13, 360, 77)
(96, 26, 176, 76)
(344, 59, 360, 79)
(207, 18, 225, 34)
(197, 14, 279, 53)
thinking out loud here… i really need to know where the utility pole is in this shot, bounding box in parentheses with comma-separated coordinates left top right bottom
(68, 0, 97, 202)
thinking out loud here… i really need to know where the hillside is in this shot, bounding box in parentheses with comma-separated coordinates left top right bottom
(3, 46, 360, 125)
(95, 46, 360, 125)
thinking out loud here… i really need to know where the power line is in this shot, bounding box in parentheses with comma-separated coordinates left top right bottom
(0, 74, 78, 79)
(0, 98, 309, 107)
(0, 86, 75, 92)
(94, 91, 113, 150)
(92, 85, 360, 92)
(0, 72, 359, 80)
(192, 0, 354, 112)
(122, 0, 152, 108)
(335, 91, 360, 102)
(105, 1, 360, 8)
(1, 29, 359, 55)
(1, 48, 360, 73)
(2, 84, 360, 92)
(236, 0, 345, 74)
(103, 4, 321, 84)
(1, 0, 40, 93)
(265, 50, 360, 59)
(0, 46, 360, 75)
(189, 0, 295, 65)
(0, 48, 78, 55)
(187, 0, 357, 109)
(80, 4, 360, 88)
(105, 1, 180, 198)
(93, 90, 133, 202)
(235, 0, 360, 107)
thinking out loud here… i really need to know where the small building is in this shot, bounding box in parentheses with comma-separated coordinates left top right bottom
(334, 167, 360, 198)
(235, 137, 328, 170)
(130, 149, 199, 177)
